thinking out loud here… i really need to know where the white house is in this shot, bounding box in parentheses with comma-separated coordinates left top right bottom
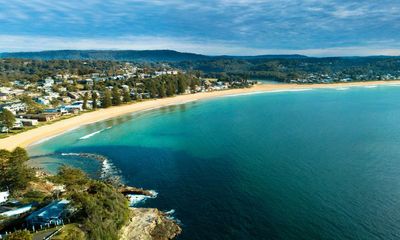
(0, 191, 9, 204)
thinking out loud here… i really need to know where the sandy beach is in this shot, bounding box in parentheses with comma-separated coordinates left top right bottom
(1, 80, 399, 151)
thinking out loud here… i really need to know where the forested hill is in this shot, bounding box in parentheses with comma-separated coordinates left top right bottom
(0, 50, 307, 62)
(0, 50, 211, 62)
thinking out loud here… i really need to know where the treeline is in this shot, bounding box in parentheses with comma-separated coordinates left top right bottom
(0, 59, 133, 84)
(89, 73, 201, 109)
(174, 57, 400, 82)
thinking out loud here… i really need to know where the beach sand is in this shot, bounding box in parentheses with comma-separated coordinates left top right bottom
(1, 80, 399, 150)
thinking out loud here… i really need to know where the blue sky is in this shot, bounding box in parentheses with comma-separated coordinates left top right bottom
(1, 0, 400, 56)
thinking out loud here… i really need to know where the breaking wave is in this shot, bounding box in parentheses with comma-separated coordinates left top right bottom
(79, 127, 112, 140)
(127, 190, 158, 206)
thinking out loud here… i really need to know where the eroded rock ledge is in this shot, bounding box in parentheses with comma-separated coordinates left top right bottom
(120, 208, 182, 240)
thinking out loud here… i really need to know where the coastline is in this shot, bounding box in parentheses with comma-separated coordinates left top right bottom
(1, 80, 399, 151)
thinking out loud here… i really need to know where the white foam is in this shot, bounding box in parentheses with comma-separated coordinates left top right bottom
(79, 129, 104, 140)
(61, 152, 80, 156)
(127, 190, 158, 206)
(164, 209, 175, 215)
(79, 127, 112, 140)
(164, 209, 182, 224)
(222, 88, 313, 98)
(335, 87, 349, 91)
(364, 85, 377, 88)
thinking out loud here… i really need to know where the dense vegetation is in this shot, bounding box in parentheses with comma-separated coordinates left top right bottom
(3, 51, 400, 84)
(51, 165, 130, 240)
(0, 58, 127, 84)
(0, 50, 211, 62)
(174, 57, 400, 82)
(0, 147, 35, 194)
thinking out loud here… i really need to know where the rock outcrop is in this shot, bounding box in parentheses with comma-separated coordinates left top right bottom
(120, 208, 182, 240)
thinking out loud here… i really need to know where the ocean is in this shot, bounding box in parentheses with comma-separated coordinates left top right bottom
(28, 85, 400, 239)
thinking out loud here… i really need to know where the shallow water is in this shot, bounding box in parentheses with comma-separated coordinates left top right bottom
(29, 86, 400, 239)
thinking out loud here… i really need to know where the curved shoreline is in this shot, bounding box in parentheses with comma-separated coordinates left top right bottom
(1, 80, 400, 150)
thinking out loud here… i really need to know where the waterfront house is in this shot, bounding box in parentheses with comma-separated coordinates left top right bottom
(16, 118, 38, 126)
(18, 113, 61, 122)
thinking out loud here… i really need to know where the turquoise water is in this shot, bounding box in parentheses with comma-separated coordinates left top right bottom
(29, 85, 400, 239)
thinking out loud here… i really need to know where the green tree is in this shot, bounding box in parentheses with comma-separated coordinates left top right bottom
(6, 230, 32, 240)
(166, 80, 175, 97)
(177, 75, 187, 94)
(51, 165, 89, 192)
(0, 148, 35, 193)
(112, 88, 121, 106)
(102, 89, 112, 108)
(50, 98, 61, 107)
(158, 82, 166, 98)
(83, 92, 89, 110)
(92, 91, 98, 109)
(0, 109, 16, 133)
(122, 89, 131, 103)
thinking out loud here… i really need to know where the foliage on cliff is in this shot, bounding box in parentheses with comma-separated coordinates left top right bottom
(53, 166, 130, 240)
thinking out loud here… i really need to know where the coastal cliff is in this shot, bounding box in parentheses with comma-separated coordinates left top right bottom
(120, 208, 182, 240)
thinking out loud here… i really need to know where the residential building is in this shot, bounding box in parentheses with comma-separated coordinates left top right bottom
(0, 191, 9, 204)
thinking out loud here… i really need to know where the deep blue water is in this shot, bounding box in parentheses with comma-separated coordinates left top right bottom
(29, 85, 400, 239)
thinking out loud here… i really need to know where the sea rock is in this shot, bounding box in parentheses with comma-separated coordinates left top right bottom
(119, 186, 154, 196)
(119, 208, 182, 240)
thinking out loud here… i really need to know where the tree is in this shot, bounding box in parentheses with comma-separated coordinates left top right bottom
(177, 75, 187, 94)
(50, 98, 61, 108)
(166, 80, 175, 97)
(158, 82, 166, 98)
(83, 92, 89, 110)
(112, 88, 121, 106)
(5, 230, 32, 240)
(102, 89, 112, 108)
(51, 165, 89, 191)
(0, 109, 16, 133)
(0, 148, 35, 193)
(122, 89, 131, 103)
(92, 91, 98, 109)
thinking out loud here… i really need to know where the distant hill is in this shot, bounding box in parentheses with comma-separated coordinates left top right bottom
(0, 50, 308, 62)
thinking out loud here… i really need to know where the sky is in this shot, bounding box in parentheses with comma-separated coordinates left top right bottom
(0, 0, 400, 56)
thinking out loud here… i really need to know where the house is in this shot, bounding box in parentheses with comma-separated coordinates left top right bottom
(16, 118, 39, 126)
(0, 191, 9, 204)
(0, 204, 33, 217)
(35, 97, 50, 105)
(0, 101, 27, 115)
(0, 93, 8, 101)
(67, 92, 80, 100)
(26, 199, 70, 227)
(18, 113, 61, 122)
